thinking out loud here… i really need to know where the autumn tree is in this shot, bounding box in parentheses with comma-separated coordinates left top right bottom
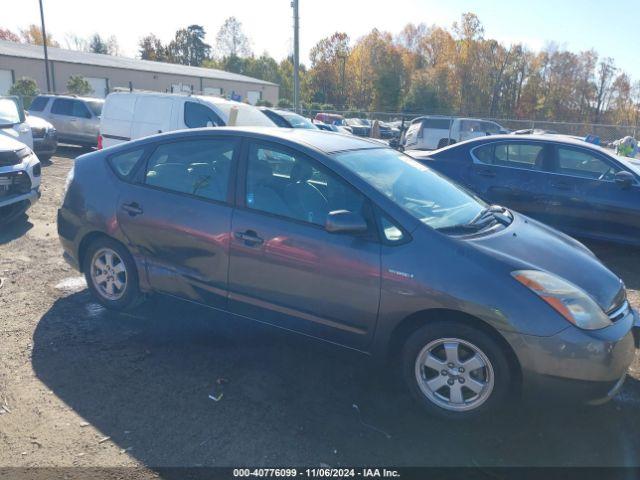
(308, 32, 350, 106)
(138, 34, 169, 61)
(20, 24, 59, 47)
(0, 28, 20, 43)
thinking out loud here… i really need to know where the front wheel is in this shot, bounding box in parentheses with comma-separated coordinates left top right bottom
(83, 237, 143, 311)
(402, 321, 512, 419)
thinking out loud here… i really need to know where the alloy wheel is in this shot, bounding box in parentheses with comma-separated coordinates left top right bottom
(414, 337, 494, 412)
(90, 247, 127, 301)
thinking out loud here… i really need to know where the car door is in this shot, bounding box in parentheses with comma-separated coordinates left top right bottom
(115, 136, 239, 308)
(69, 100, 94, 144)
(227, 140, 381, 350)
(49, 98, 74, 141)
(467, 140, 556, 222)
(545, 144, 640, 243)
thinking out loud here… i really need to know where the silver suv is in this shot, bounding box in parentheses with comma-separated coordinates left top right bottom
(29, 95, 103, 147)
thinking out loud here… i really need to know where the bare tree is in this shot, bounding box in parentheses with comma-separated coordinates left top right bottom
(215, 17, 251, 58)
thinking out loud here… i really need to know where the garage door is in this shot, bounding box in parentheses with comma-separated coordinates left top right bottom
(0, 70, 13, 95)
(86, 77, 108, 98)
(247, 91, 261, 105)
(204, 87, 222, 96)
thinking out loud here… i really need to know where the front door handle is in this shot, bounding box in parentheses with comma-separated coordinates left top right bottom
(234, 230, 264, 246)
(121, 202, 143, 216)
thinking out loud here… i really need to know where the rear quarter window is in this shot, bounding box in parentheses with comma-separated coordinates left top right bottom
(422, 118, 452, 130)
(108, 148, 146, 178)
(29, 97, 49, 112)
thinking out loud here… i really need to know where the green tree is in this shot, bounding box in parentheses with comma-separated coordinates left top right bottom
(67, 75, 93, 96)
(168, 25, 211, 66)
(309, 32, 350, 107)
(9, 77, 39, 107)
(89, 34, 109, 54)
(138, 34, 169, 61)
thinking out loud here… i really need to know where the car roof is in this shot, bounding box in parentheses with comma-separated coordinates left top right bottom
(427, 134, 607, 154)
(135, 126, 385, 154)
(38, 94, 103, 102)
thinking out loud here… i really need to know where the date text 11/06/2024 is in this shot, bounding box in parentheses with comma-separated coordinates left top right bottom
(233, 468, 401, 478)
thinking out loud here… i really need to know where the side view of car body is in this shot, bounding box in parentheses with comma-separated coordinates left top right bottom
(29, 94, 103, 147)
(26, 113, 58, 161)
(58, 127, 637, 419)
(402, 116, 507, 151)
(99, 92, 275, 149)
(408, 135, 640, 246)
(0, 134, 41, 224)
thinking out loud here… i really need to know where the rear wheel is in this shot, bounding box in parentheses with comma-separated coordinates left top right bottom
(83, 237, 143, 311)
(402, 321, 512, 419)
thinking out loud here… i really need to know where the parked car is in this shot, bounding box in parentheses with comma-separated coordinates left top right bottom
(402, 116, 508, 150)
(408, 135, 640, 246)
(28, 95, 103, 147)
(0, 96, 33, 149)
(26, 114, 57, 161)
(314, 112, 344, 125)
(343, 118, 371, 137)
(0, 134, 40, 224)
(378, 121, 401, 139)
(313, 120, 353, 135)
(99, 92, 275, 149)
(58, 127, 637, 419)
(259, 108, 318, 129)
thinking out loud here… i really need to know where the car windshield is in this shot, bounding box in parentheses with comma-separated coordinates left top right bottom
(215, 102, 276, 127)
(0, 98, 21, 126)
(86, 100, 103, 116)
(334, 148, 486, 230)
(281, 112, 317, 129)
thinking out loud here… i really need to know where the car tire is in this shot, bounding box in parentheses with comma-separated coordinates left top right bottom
(402, 321, 512, 419)
(83, 237, 143, 311)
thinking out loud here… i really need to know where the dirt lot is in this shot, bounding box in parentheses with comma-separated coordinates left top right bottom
(1, 147, 640, 474)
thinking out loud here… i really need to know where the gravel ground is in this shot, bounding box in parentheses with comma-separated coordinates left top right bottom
(0, 147, 639, 474)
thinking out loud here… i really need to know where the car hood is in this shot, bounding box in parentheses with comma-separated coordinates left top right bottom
(25, 115, 53, 129)
(0, 131, 29, 151)
(467, 213, 624, 313)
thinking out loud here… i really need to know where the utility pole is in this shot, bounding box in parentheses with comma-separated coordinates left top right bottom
(38, 0, 51, 92)
(292, 0, 300, 113)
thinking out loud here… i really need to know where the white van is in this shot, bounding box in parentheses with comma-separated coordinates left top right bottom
(0, 96, 33, 149)
(401, 116, 507, 151)
(99, 92, 276, 149)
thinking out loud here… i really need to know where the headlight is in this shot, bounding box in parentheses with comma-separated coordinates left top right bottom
(512, 270, 612, 330)
(17, 146, 32, 160)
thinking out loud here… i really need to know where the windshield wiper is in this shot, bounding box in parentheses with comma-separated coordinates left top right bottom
(436, 205, 512, 235)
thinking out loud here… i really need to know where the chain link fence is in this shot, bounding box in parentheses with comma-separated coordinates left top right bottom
(299, 108, 639, 147)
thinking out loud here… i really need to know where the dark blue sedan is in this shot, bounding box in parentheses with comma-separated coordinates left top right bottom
(408, 135, 640, 246)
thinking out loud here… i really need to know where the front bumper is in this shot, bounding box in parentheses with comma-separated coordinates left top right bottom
(502, 307, 637, 405)
(33, 131, 58, 157)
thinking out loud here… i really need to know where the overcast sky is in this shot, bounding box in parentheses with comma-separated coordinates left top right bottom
(4, 0, 639, 79)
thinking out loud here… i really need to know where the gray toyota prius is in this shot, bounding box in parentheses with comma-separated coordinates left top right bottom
(57, 127, 638, 418)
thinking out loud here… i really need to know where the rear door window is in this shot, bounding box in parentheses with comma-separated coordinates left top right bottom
(474, 142, 546, 170)
(144, 138, 237, 202)
(422, 118, 452, 130)
(51, 99, 73, 116)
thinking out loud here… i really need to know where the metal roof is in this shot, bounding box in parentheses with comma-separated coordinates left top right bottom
(0, 40, 278, 87)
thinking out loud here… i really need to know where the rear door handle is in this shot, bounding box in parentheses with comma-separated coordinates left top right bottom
(121, 202, 143, 216)
(234, 230, 264, 246)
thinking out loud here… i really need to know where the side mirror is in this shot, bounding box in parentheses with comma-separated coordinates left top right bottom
(325, 210, 368, 234)
(614, 171, 635, 189)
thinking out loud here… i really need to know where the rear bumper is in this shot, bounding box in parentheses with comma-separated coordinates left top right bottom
(503, 307, 637, 405)
(57, 208, 81, 271)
